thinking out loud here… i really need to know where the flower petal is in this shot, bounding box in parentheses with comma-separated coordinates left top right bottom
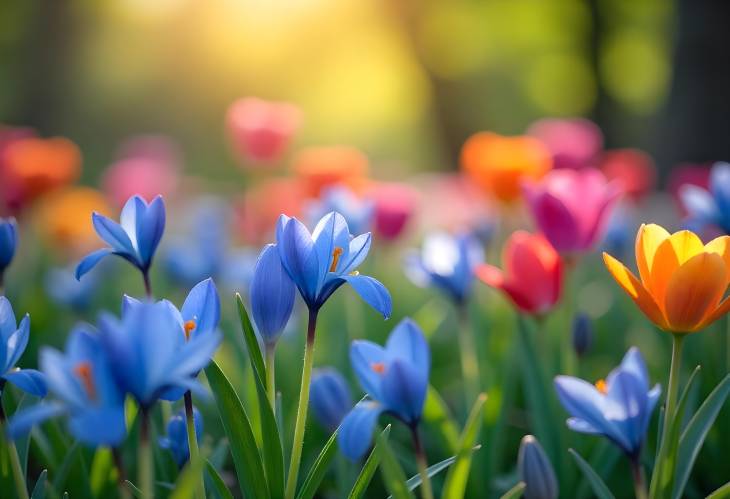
(250, 244, 295, 345)
(380, 359, 428, 423)
(75, 248, 113, 280)
(648, 230, 704, 305)
(136, 195, 166, 267)
(0, 296, 17, 340)
(341, 274, 392, 319)
(340, 232, 372, 275)
(603, 253, 667, 329)
(524, 189, 580, 252)
(3, 369, 47, 397)
(92, 213, 135, 255)
(635, 223, 670, 288)
(181, 278, 221, 338)
(350, 340, 387, 400)
(338, 400, 383, 461)
(680, 184, 718, 223)
(704, 236, 730, 276)
(278, 217, 320, 303)
(68, 406, 127, 447)
(6, 402, 67, 440)
(384, 318, 429, 373)
(312, 212, 351, 285)
(4, 314, 30, 370)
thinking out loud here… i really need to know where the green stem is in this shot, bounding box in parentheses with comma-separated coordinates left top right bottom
(184, 391, 205, 499)
(411, 426, 434, 499)
(265, 345, 277, 411)
(561, 260, 579, 376)
(649, 333, 684, 499)
(284, 309, 318, 499)
(631, 458, 648, 499)
(0, 394, 28, 499)
(457, 304, 480, 411)
(112, 448, 132, 499)
(138, 410, 153, 499)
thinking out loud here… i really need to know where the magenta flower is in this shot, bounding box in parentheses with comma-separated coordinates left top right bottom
(523, 168, 621, 254)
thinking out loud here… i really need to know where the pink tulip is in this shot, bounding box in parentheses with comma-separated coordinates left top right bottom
(102, 135, 180, 208)
(527, 118, 603, 170)
(523, 168, 621, 254)
(226, 97, 301, 166)
(368, 182, 418, 242)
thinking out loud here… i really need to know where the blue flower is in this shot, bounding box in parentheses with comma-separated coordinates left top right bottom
(276, 212, 391, 317)
(45, 267, 98, 312)
(680, 162, 730, 234)
(310, 367, 353, 432)
(518, 435, 558, 499)
(8, 325, 126, 447)
(99, 299, 221, 409)
(338, 318, 429, 460)
(0, 297, 46, 397)
(306, 186, 374, 235)
(159, 407, 203, 468)
(250, 244, 295, 347)
(599, 203, 636, 259)
(554, 347, 660, 458)
(404, 231, 483, 304)
(76, 195, 166, 282)
(0, 217, 17, 282)
(571, 313, 593, 357)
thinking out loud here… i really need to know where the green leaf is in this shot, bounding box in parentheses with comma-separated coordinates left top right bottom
(205, 460, 234, 499)
(30, 469, 48, 499)
(377, 427, 414, 499)
(707, 480, 730, 499)
(236, 293, 266, 380)
(422, 385, 460, 454)
(125, 480, 143, 498)
(170, 456, 206, 499)
(348, 426, 391, 499)
(296, 428, 339, 499)
(499, 481, 526, 499)
(388, 448, 480, 498)
(568, 449, 615, 499)
(51, 441, 81, 494)
(205, 360, 270, 499)
(672, 374, 730, 499)
(442, 393, 487, 498)
(89, 448, 114, 497)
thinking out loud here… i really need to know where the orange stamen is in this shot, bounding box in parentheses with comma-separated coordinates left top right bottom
(595, 379, 608, 394)
(184, 320, 196, 340)
(329, 247, 344, 272)
(371, 362, 385, 374)
(74, 362, 97, 400)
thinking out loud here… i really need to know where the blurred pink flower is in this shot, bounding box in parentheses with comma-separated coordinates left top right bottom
(415, 174, 494, 234)
(527, 118, 603, 170)
(523, 168, 621, 254)
(367, 182, 418, 242)
(599, 148, 656, 202)
(226, 97, 301, 166)
(667, 163, 712, 215)
(102, 135, 181, 207)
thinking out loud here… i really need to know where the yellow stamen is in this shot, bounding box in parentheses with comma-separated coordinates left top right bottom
(330, 247, 344, 272)
(595, 379, 608, 394)
(184, 320, 196, 340)
(371, 362, 385, 374)
(74, 362, 96, 401)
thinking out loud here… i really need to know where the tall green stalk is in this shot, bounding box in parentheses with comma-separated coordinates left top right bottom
(138, 410, 153, 499)
(1, 393, 28, 499)
(411, 426, 434, 499)
(457, 304, 480, 411)
(285, 309, 318, 499)
(184, 391, 205, 499)
(265, 346, 277, 411)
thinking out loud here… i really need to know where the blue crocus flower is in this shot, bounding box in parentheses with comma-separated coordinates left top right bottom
(306, 186, 375, 235)
(8, 325, 126, 447)
(680, 162, 730, 234)
(310, 367, 353, 432)
(76, 195, 166, 286)
(0, 297, 46, 397)
(404, 231, 484, 304)
(159, 407, 203, 468)
(276, 212, 391, 317)
(554, 347, 660, 458)
(599, 202, 636, 259)
(0, 217, 17, 284)
(45, 266, 98, 312)
(338, 318, 429, 460)
(518, 435, 558, 499)
(99, 299, 221, 409)
(250, 244, 295, 347)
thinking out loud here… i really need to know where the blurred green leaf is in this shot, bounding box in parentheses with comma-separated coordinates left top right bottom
(169, 455, 205, 499)
(422, 385, 460, 454)
(499, 481, 525, 499)
(124, 480, 142, 498)
(673, 374, 730, 499)
(295, 428, 339, 499)
(235, 293, 266, 380)
(707, 480, 730, 499)
(52, 441, 81, 495)
(205, 460, 233, 499)
(205, 361, 270, 499)
(442, 393, 487, 498)
(393, 450, 472, 497)
(377, 429, 414, 499)
(348, 426, 391, 499)
(569, 449, 615, 499)
(89, 448, 114, 497)
(30, 469, 48, 499)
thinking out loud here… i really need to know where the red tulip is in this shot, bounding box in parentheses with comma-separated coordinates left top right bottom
(599, 148, 656, 202)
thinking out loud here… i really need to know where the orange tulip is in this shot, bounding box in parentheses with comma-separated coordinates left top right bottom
(291, 146, 369, 198)
(475, 231, 562, 315)
(603, 224, 730, 333)
(460, 132, 552, 203)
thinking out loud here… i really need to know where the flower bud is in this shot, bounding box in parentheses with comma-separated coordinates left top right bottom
(310, 368, 352, 432)
(572, 313, 593, 357)
(159, 407, 203, 468)
(518, 435, 558, 499)
(0, 218, 18, 281)
(250, 243, 296, 347)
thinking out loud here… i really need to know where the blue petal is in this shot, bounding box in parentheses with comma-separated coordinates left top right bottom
(350, 340, 386, 400)
(3, 369, 47, 397)
(68, 406, 127, 447)
(92, 213, 135, 255)
(566, 417, 603, 434)
(168, 330, 222, 380)
(250, 244, 295, 345)
(278, 217, 320, 303)
(310, 368, 353, 431)
(338, 400, 383, 461)
(380, 359, 428, 423)
(613, 347, 649, 392)
(76, 248, 114, 280)
(39, 347, 87, 408)
(0, 296, 17, 340)
(121, 295, 142, 317)
(341, 274, 392, 319)
(312, 212, 351, 286)
(384, 318, 429, 374)
(136, 196, 166, 268)
(6, 402, 67, 439)
(181, 278, 221, 338)
(710, 162, 730, 215)
(340, 233, 372, 275)
(680, 185, 718, 224)
(604, 371, 646, 453)
(4, 314, 30, 370)
(120, 195, 145, 250)
(402, 252, 432, 289)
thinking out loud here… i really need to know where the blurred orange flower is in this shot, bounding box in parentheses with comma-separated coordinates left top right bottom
(604, 224, 730, 333)
(235, 178, 305, 244)
(291, 146, 369, 198)
(3, 137, 81, 202)
(35, 187, 113, 256)
(460, 132, 552, 203)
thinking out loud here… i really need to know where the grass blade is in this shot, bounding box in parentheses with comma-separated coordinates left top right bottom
(442, 393, 487, 498)
(707, 481, 730, 499)
(499, 481, 525, 499)
(568, 449, 615, 499)
(377, 428, 414, 499)
(422, 385, 460, 454)
(295, 428, 339, 499)
(30, 469, 48, 499)
(205, 460, 234, 499)
(347, 426, 391, 499)
(235, 293, 266, 380)
(388, 447, 480, 498)
(170, 456, 206, 499)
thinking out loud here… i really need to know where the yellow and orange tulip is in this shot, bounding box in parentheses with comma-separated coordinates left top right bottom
(603, 223, 730, 333)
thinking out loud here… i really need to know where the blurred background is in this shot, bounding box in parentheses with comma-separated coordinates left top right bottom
(1, 0, 728, 185)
